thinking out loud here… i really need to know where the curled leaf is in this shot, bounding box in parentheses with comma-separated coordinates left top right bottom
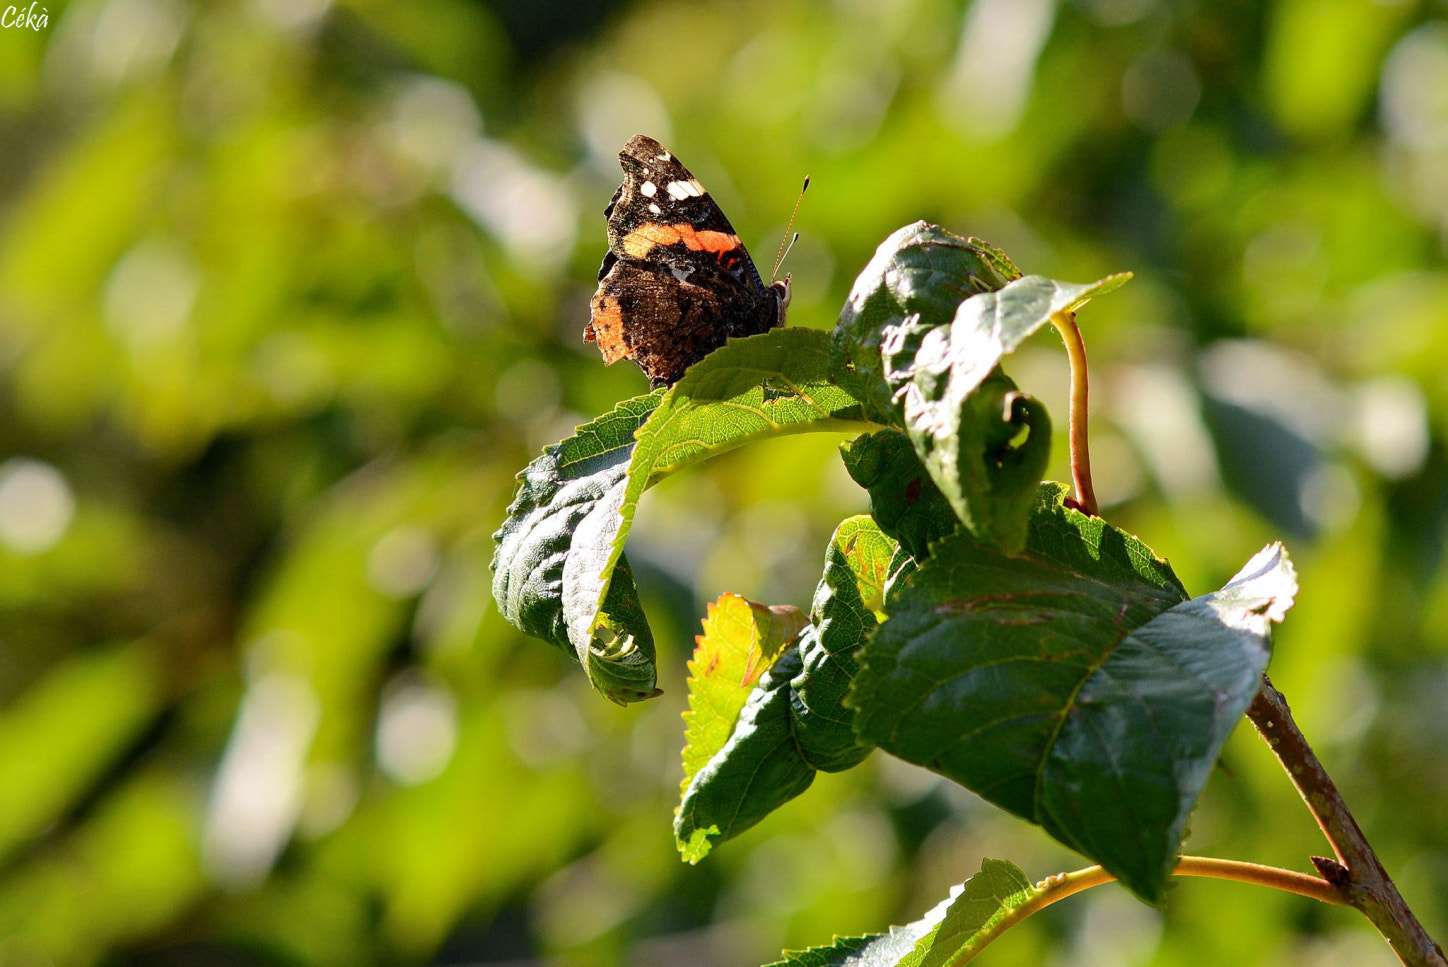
(568, 327, 872, 705)
(496, 327, 870, 704)
(900, 365, 1051, 555)
(832, 223, 1129, 554)
(490, 391, 664, 703)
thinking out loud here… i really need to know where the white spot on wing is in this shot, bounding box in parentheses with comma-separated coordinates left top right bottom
(648, 203, 661, 214)
(666, 179, 705, 200)
(656, 151, 672, 161)
(639, 181, 657, 197)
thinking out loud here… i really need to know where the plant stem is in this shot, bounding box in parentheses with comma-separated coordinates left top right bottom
(1032, 856, 1345, 908)
(1049, 310, 1097, 516)
(1247, 675, 1447, 967)
(955, 856, 1344, 965)
(1173, 856, 1348, 904)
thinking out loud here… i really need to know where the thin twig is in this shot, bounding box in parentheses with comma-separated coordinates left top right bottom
(1022, 856, 1344, 912)
(1173, 855, 1347, 905)
(1049, 310, 1097, 516)
(953, 855, 1344, 965)
(1248, 675, 1447, 967)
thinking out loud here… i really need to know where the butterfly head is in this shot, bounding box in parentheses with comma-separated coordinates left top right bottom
(771, 275, 791, 328)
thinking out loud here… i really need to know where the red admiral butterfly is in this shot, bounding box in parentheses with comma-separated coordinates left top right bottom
(584, 135, 792, 387)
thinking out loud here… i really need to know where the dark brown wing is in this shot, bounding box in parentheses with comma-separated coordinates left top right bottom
(604, 135, 769, 295)
(585, 259, 781, 388)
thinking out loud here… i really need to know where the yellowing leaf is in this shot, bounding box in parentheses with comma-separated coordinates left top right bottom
(680, 594, 807, 792)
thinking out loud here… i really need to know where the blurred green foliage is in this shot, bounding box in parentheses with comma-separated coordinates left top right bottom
(0, 0, 1445, 964)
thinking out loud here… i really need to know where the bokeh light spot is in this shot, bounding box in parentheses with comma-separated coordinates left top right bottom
(367, 526, 440, 599)
(376, 675, 459, 786)
(1122, 51, 1201, 131)
(0, 458, 76, 555)
(103, 239, 199, 350)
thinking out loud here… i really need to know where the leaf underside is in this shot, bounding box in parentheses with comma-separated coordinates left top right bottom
(767, 858, 1037, 967)
(490, 390, 664, 703)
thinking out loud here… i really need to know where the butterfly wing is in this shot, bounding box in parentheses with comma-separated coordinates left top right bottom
(584, 135, 789, 386)
(586, 257, 777, 387)
(604, 135, 770, 295)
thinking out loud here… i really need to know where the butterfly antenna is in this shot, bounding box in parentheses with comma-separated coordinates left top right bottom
(771, 175, 810, 282)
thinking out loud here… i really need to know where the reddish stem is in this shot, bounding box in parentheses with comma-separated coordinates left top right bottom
(1049, 310, 1098, 516)
(951, 855, 1344, 965)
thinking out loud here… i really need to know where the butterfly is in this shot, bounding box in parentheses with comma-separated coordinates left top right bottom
(584, 135, 792, 387)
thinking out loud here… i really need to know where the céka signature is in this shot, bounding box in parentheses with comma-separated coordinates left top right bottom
(2, 3, 47, 30)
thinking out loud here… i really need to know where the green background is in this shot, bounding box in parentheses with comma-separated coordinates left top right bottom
(1, 0, 1445, 963)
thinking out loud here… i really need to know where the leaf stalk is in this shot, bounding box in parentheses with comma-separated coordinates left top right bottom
(1049, 310, 1097, 517)
(951, 856, 1346, 966)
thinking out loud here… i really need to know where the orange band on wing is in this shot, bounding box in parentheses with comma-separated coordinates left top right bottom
(622, 223, 740, 259)
(622, 223, 682, 257)
(675, 225, 740, 253)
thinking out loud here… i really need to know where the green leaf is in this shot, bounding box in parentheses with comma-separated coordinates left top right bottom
(831, 223, 1129, 554)
(675, 517, 898, 860)
(891, 272, 1132, 420)
(765, 859, 1036, 967)
(490, 391, 666, 703)
(899, 365, 1051, 556)
(496, 327, 874, 705)
(840, 428, 962, 560)
(896, 859, 1036, 967)
(1036, 541, 1296, 896)
(675, 643, 816, 863)
(639, 326, 873, 483)
(831, 222, 1020, 422)
(681, 594, 808, 793)
(764, 888, 960, 967)
(791, 516, 895, 772)
(850, 484, 1296, 901)
(887, 271, 1129, 555)
(566, 326, 874, 699)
